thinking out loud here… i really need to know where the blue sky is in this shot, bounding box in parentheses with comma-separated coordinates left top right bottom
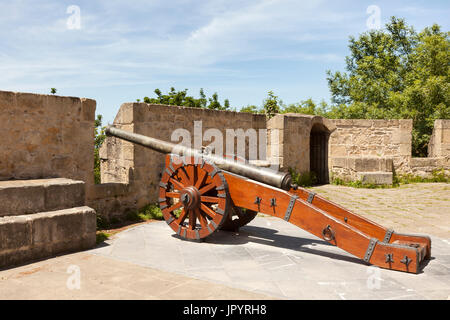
(1, 0, 449, 124)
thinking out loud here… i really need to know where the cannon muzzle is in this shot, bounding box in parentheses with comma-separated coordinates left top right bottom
(105, 125, 292, 190)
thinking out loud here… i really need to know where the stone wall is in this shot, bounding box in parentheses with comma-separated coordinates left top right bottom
(0, 90, 96, 196)
(409, 157, 450, 177)
(267, 114, 336, 174)
(329, 119, 413, 176)
(428, 120, 450, 158)
(2, 89, 447, 221)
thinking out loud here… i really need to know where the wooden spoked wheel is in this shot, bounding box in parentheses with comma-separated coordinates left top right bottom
(158, 154, 229, 240)
(219, 206, 258, 232)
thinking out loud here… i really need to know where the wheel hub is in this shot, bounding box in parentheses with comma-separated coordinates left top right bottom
(179, 186, 200, 210)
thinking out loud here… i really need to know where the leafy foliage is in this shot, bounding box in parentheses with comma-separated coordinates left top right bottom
(241, 18, 449, 157)
(282, 98, 329, 116)
(394, 169, 450, 184)
(94, 114, 106, 184)
(240, 105, 262, 113)
(96, 231, 110, 244)
(326, 17, 449, 156)
(288, 167, 317, 187)
(262, 90, 282, 118)
(142, 87, 230, 110)
(125, 203, 164, 221)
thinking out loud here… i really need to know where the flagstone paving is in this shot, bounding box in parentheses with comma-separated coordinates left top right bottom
(1, 183, 449, 300)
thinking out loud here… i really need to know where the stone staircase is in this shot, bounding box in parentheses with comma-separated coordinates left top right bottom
(0, 178, 96, 269)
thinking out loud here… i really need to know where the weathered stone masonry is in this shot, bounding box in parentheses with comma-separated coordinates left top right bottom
(0, 90, 97, 268)
(328, 119, 450, 183)
(1, 90, 449, 225)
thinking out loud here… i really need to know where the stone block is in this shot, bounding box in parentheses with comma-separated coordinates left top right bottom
(351, 119, 373, 128)
(399, 119, 413, 130)
(0, 216, 31, 251)
(399, 143, 412, 156)
(330, 157, 346, 168)
(0, 90, 15, 109)
(357, 172, 393, 185)
(16, 92, 46, 113)
(89, 183, 129, 200)
(81, 98, 96, 121)
(267, 115, 285, 130)
(114, 103, 134, 124)
(0, 178, 85, 216)
(0, 181, 46, 216)
(330, 145, 347, 157)
(44, 179, 85, 210)
(0, 206, 97, 269)
(371, 120, 392, 128)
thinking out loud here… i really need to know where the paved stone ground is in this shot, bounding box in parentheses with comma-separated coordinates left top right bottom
(87, 217, 450, 300)
(309, 183, 450, 239)
(0, 249, 272, 300)
(0, 183, 449, 300)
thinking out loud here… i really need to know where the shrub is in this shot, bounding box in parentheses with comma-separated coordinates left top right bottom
(289, 168, 317, 187)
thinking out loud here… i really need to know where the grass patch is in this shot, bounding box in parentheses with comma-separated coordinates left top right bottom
(96, 203, 165, 234)
(96, 231, 111, 244)
(126, 203, 164, 222)
(331, 177, 392, 189)
(330, 168, 449, 189)
(393, 169, 450, 185)
(289, 168, 317, 187)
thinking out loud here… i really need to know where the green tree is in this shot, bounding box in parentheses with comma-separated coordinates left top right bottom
(326, 17, 449, 156)
(50, 88, 57, 94)
(140, 88, 230, 110)
(94, 114, 106, 184)
(263, 91, 282, 118)
(240, 105, 261, 113)
(282, 98, 329, 116)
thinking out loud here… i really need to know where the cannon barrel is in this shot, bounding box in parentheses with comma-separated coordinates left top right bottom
(105, 126, 292, 190)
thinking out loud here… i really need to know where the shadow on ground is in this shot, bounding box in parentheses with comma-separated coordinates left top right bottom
(172, 224, 367, 266)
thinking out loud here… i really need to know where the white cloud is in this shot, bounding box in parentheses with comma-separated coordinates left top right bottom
(1, 0, 446, 96)
(1, 0, 350, 90)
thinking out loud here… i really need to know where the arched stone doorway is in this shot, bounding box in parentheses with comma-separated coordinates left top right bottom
(310, 123, 331, 184)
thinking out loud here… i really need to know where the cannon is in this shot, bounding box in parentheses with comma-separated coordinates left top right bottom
(105, 126, 431, 274)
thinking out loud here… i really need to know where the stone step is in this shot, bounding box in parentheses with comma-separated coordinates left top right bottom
(0, 206, 96, 269)
(0, 178, 85, 217)
(357, 172, 393, 185)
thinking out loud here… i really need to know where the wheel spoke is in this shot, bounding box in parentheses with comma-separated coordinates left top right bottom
(197, 208, 208, 229)
(167, 201, 183, 213)
(200, 203, 217, 219)
(187, 165, 196, 185)
(165, 192, 180, 198)
(178, 168, 192, 186)
(199, 182, 216, 195)
(200, 196, 219, 203)
(169, 178, 184, 190)
(188, 209, 196, 230)
(195, 169, 208, 189)
(176, 208, 188, 224)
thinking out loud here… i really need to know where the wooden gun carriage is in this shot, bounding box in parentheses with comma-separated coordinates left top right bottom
(105, 126, 431, 274)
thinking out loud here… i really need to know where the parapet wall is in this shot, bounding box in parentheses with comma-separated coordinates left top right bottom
(428, 120, 450, 158)
(329, 119, 413, 173)
(0, 90, 96, 196)
(2, 90, 448, 221)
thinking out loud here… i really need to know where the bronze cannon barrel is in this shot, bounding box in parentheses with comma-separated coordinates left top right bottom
(105, 126, 292, 190)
